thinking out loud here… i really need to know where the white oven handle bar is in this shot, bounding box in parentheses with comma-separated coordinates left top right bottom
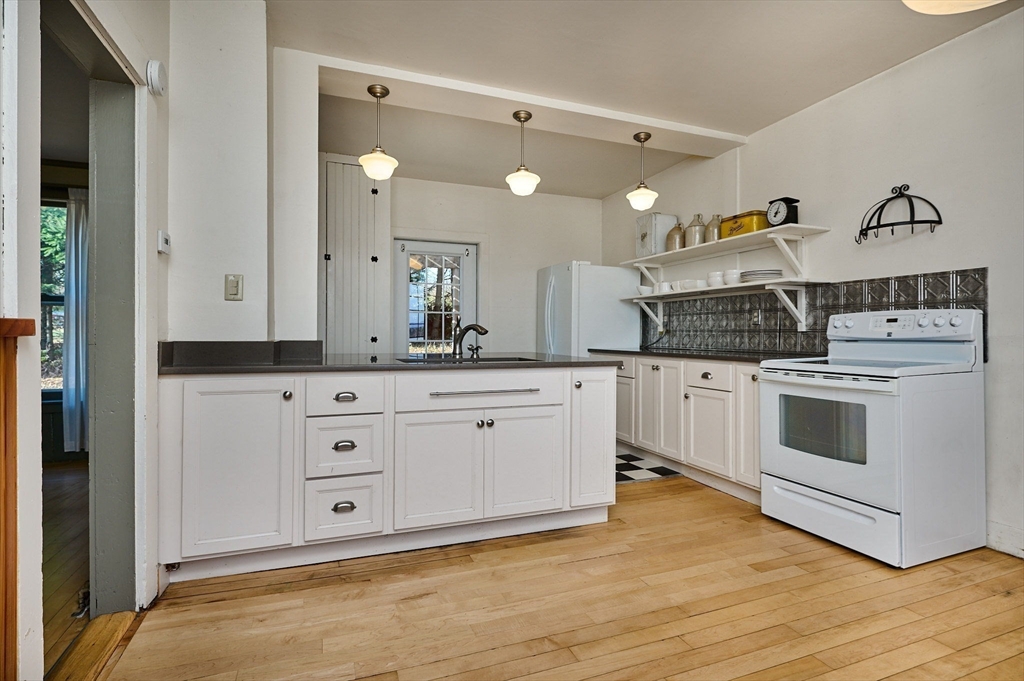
(757, 370, 897, 394)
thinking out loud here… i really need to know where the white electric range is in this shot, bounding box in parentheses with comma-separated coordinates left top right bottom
(758, 309, 986, 568)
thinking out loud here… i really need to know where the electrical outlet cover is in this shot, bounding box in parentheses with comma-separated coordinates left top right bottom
(224, 274, 244, 301)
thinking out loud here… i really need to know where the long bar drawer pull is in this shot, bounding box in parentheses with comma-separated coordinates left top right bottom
(331, 501, 357, 513)
(332, 440, 357, 452)
(701, 371, 713, 380)
(428, 388, 541, 397)
(334, 391, 358, 402)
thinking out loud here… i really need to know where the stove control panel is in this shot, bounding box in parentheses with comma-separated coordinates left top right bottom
(827, 309, 981, 341)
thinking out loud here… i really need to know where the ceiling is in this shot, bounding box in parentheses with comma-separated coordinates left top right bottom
(272, 0, 1022, 197)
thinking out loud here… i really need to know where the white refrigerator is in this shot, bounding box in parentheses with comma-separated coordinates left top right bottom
(537, 261, 640, 357)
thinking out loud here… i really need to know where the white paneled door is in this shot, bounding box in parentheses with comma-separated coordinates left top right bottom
(485, 406, 564, 517)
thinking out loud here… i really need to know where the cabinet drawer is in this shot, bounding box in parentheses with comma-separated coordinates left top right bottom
(305, 414, 384, 478)
(590, 354, 635, 379)
(395, 370, 564, 412)
(304, 475, 383, 542)
(685, 360, 733, 392)
(306, 375, 385, 416)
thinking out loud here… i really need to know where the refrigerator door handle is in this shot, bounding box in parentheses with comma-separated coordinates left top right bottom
(544, 276, 555, 354)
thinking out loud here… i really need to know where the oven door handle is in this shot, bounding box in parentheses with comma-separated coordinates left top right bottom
(757, 370, 897, 394)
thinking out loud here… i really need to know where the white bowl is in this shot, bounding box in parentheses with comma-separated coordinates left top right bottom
(656, 282, 672, 293)
(708, 276, 724, 288)
(670, 281, 685, 292)
(637, 285, 653, 296)
(725, 269, 741, 277)
(724, 274, 741, 286)
(707, 271, 724, 279)
(682, 279, 699, 290)
(696, 279, 709, 288)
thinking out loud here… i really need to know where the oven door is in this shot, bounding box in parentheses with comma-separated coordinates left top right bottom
(759, 371, 900, 512)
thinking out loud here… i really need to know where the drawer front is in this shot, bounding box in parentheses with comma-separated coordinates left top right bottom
(305, 414, 384, 478)
(590, 354, 635, 379)
(395, 370, 565, 413)
(685, 360, 733, 392)
(304, 475, 384, 542)
(306, 375, 385, 416)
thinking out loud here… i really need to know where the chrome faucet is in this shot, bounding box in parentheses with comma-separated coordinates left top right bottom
(452, 315, 489, 358)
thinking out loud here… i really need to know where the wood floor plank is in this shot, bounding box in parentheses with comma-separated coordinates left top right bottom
(886, 629, 1024, 680)
(732, 655, 832, 681)
(809, 638, 955, 680)
(957, 653, 1023, 680)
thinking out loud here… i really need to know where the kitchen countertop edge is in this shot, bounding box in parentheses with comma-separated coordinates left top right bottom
(588, 347, 814, 364)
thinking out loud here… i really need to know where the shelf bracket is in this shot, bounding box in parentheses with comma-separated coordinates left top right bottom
(636, 264, 661, 286)
(766, 234, 807, 279)
(637, 300, 664, 332)
(766, 285, 807, 332)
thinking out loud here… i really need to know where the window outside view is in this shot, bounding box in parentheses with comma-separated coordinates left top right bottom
(41, 205, 67, 389)
(407, 253, 461, 354)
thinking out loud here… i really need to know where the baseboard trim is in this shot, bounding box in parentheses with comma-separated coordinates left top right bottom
(617, 442, 761, 506)
(987, 519, 1024, 558)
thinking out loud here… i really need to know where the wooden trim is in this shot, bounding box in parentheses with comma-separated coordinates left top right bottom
(46, 612, 135, 681)
(0, 318, 35, 338)
(1, 337, 19, 679)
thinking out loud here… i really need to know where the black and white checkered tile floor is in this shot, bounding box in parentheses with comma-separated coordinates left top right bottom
(616, 452, 682, 483)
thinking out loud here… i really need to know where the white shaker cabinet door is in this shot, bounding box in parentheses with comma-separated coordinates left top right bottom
(181, 378, 297, 557)
(615, 376, 635, 444)
(485, 405, 565, 517)
(734, 364, 761, 488)
(570, 369, 616, 508)
(394, 410, 485, 529)
(634, 358, 660, 453)
(657, 359, 684, 462)
(684, 386, 734, 478)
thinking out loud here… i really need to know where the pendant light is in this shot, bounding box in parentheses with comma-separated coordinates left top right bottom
(505, 110, 541, 196)
(902, 0, 1007, 14)
(626, 132, 658, 211)
(358, 84, 399, 181)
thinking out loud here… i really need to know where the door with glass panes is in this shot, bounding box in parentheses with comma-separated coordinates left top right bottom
(392, 240, 477, 354)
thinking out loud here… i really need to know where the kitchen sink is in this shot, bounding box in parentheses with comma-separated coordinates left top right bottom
(397, 356, 539, 364)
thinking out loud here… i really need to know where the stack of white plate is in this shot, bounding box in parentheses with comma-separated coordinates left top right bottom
(740, 269, 783, 282)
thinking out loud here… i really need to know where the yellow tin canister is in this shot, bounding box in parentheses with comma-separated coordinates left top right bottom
(721, 210, 769, 238)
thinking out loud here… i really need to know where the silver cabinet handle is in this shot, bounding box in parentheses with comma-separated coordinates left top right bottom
(752, 375, 758, 382)
(476, 419, 485, 428)
(701, 372, 713, 380)
(574, 381, 582, 388)
(334, 391, 358, 402)
(332, 440, 357, 451)
(486, 419, 495, 428)
(282, 390, 293, 400)
(684, 393, 691, 399)
(429, 388, 540, 397)
(331, 501, 356, 513)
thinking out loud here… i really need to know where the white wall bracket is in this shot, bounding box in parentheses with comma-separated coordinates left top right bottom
(637, 300, 664, 331)
(766, 234, 807, 279)
(766, 284, 807, 332)
(637, 264, 662, 286)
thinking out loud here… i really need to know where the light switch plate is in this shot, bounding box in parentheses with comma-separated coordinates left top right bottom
(157, 230, 171, 254)
(224, 274, 244, 301)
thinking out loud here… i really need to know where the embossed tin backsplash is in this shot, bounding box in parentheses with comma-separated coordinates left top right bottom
(641, 268, 988, 358)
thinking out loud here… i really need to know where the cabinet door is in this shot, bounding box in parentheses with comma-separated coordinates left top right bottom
(570, 369, 616, 507)
(634, 358, 660, 452)
(394, 410, 485, 529)
(485, 406, 564, 517)
(181, 378, 296, 557)
(615, 376, 635, 444)
(657, 360, 684, 462)
(734, 365, 761, 488)
(683, 387, 734, 477)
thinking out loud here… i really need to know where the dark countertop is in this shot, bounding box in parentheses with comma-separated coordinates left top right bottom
(158, 341, 619, 375)
(589, 347, 815, 365)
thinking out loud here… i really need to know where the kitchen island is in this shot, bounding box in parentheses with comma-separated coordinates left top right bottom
(157, 342, 618, 582)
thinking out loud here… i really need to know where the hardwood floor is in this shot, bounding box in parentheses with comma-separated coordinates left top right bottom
(43, 461, 90, 675)
(108, 477, 1023, 681)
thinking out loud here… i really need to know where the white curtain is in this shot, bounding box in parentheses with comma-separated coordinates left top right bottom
(63, 188, 88, 453)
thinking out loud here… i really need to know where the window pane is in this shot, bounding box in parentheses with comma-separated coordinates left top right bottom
(41, 206, 67, 389)
(41, 304, 65, 390)
(779, 395, 867, 464)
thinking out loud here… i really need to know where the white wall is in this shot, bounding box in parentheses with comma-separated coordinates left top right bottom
(391, 179, 603, 352)
(167, 0, 268, 340)
(602, 9, 1024, 556)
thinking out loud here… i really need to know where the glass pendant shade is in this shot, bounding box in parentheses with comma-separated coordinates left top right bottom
(902, 0, 1006, 13)
(359, 148, 399, 181)
(627, 183, 659, 211)
(506, 167, 541, 196)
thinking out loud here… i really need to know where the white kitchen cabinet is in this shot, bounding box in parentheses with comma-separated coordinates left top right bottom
(304, 475, 384, 542)
(486, 406, 564, 517)
(394, 410, 485, 529)
(635, 358, 684, 461)
(615, 376, 635, 443)
(734, 364, 761, 488)
(683, 386, 734, 478)
(571, 369, 616, 507)
(180, 378, 296, 557)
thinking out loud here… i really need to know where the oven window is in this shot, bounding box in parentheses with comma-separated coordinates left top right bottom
(779, 395, 867, 465)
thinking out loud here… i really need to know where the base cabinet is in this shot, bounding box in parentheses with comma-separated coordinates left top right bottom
(614, 376, 635, 444)
(486, 406, 564, 517)
(635, 358, 684, 462)
(571, 369, 616, 507)
(683, 386, 734, 478)
(180, 378, 297, 557)
(734, 365, 761, 488)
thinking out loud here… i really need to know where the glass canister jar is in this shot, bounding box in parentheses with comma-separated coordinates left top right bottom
(684, 214, 706, 248)
(666, 222, 684, 251)
(705, 214, 722, 243)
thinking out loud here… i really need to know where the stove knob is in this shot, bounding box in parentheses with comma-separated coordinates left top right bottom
(949, 316, 963, 327)
(933, 317, 946, 327)
(844, 319, 855, 329)
(917, 316, 930, 328)
(832, 318, 843, 329)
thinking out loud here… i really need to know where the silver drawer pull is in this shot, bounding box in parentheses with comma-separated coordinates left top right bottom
(428, 388, 540, 397)
(332, 440, 357, 452)
(334, 391, 358, 402)
(701, 371, 713, 380)
(331, 501, 356, 513)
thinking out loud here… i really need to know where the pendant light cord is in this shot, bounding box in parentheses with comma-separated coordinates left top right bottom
(520, 120, 525, 167)
(376, 96, 381, 149)
(640, 140, 645, 184)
